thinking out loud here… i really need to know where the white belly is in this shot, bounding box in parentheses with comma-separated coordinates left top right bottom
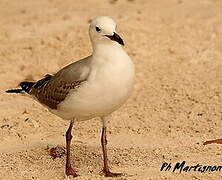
(51, 52, 135, 121)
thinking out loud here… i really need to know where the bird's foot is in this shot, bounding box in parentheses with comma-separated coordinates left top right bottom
(65, 166, 79, 177)
(103, 169, 124, 177)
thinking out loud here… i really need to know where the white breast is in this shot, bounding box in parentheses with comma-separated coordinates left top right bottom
(53, 46, 135, 121)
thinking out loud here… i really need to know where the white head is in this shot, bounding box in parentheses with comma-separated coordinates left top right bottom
(89, 16, 124, 47)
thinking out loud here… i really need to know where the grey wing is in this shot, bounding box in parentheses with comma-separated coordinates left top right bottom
(30, 57, 91, 109)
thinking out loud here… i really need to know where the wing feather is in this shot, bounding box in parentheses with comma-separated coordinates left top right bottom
(29, 57, 90, 109)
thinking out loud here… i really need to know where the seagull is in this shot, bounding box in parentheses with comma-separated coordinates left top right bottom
(6, 16, 135, 177)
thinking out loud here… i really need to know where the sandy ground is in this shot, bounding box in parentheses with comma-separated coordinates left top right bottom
(0, 0, 222, 179)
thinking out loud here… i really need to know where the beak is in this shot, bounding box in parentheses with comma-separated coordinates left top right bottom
(105, 32, 124, 46)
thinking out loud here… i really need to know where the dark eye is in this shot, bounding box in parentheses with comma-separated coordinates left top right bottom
(96, 27, 101, 32)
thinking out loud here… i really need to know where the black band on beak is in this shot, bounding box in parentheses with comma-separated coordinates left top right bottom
(105, 32, 124, 46)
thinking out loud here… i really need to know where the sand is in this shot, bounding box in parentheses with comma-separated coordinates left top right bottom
(0, 0, 222, 179)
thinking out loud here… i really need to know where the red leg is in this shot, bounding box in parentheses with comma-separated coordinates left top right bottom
(65, 120, 78, 177)
(203, 138, 222, 145)
(101, 127, 123, 177)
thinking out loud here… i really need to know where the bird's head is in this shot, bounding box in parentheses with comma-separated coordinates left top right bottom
(89, 16, 124, 47)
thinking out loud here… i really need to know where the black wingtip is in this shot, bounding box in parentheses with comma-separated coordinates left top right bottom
(20, 81, 35, 93)
(5, 89, 24, 93)
(6, 81, 35, 94)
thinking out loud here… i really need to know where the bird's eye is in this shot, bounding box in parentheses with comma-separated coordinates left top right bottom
(96, 27, 101, 32)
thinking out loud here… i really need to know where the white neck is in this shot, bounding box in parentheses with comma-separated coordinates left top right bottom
(92, 42, 125, 61)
